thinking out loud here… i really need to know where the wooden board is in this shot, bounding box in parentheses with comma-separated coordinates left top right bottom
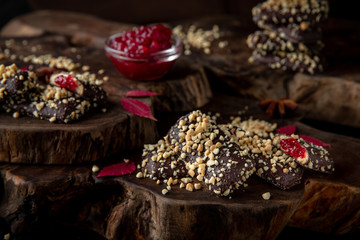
(0, 95, 359, 240)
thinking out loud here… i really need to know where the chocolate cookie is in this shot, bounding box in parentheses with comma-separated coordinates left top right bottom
(249, 49, 323, 74)
(49, 72, 107, 105)
(255, 154, 303, 190)
(2, 95, 92, 123)
(275, 26, 322, 44)
(202, 129, 256, 196)
(139, 111, 335, 196)
(0, 64, 43, 101)
(221, 124, 303, 190)
(298, 138, 335, 173)
(140, 110, 256, 196)
(247, 29, 324, 53)
(142, 142, 188, 180)
(252, 0, 329, 30)
(1, 63, 107, 123)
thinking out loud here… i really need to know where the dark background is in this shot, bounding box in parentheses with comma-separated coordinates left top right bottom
(1, 0, 359, 30)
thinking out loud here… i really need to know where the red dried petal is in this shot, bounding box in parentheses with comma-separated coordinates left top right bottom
(276, 125, 296, 135)
(19, 66, 29, 71)
(96, 161, 136, 177)
(121, 97, 157, 121)
(125, 90, 160, 97)
(300, 135, 331, 147)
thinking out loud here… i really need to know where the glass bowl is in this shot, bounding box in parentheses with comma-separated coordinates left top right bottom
(104, 33, 183, 81)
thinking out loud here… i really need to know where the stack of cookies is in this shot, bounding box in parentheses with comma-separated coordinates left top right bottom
(247, 0, 329, 74)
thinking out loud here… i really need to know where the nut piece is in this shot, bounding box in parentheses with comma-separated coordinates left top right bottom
(136, 172, 143, 178)
(4, 233, 11, 240)
(186, 183, 194, 192)
(162, 189, 168, 195)
(262, 192, 271, 200)
(92, 165, 100, 173)
(194, 183, 202, 190)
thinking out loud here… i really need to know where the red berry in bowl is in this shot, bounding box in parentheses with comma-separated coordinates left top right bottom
(105, 24, 182, 80)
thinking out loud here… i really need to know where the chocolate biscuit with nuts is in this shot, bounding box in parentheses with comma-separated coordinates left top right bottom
(3, 96, 92, 123)
(0, 64, 43, 101)
(221, 124, 303, 190)
(255, 150, 303, 190)
(141, 139, 188, 180)
(249, 48, 323, 74)
(247, 30, 323, 54)
(297, 138, 335, 173)
(49, 72, 107, 105)
(140, 110, 256, 196)
(275, 26, 322, 44)
(1, 63, 106, 123)
(169, 111, 256, 196)
(252, 0, 329, 30)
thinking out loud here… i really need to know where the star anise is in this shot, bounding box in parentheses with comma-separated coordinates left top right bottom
(259, 98, 298, 117)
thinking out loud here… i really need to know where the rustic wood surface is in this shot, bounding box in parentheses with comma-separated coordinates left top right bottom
(0, 9, 360, 240)
(3, 11, 360, 127)
(0, 96, 359, 240)
(0, 35, 158, 164)
(177, 17, 360, 128)
(0, 33, 211, 164)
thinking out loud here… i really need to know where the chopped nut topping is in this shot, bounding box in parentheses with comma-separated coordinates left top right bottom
(186, 183, 194, 192)
(262, 192, 271, 200)
(136, 172, 144, 178)
(92, 165, 100, 173)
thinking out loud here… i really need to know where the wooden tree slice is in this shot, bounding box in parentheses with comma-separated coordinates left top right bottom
(0, 33, 211, 164)
(0, 96, 359, 239)
(0, 35, 159, 164)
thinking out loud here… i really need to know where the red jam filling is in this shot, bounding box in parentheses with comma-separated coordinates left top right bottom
(110, 24, 172, 57)
(54, 74, 78, 91)
(280, 138, 306, 159)
(107, 24, 176, 81)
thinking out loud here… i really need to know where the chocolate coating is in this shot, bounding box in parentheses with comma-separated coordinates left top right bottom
(255, 154, 303, 190)
(141, 110, 256, 196)
(299, 138, 335, 173)
(0, 64, 107, 123)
